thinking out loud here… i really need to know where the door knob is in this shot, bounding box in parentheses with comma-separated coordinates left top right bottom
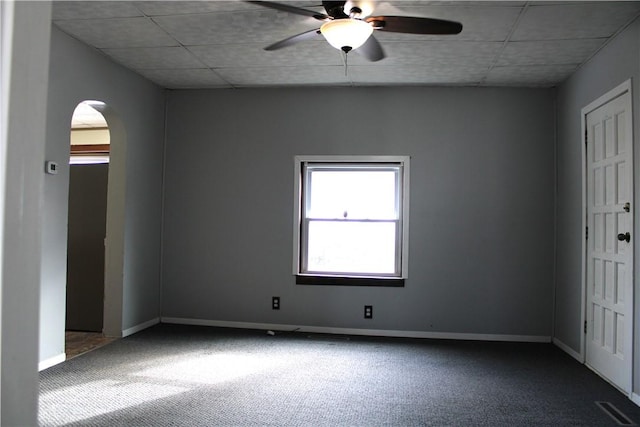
(618, 232, 631, 243)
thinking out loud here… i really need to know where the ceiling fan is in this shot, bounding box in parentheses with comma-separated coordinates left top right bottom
(248, 1, 463, 61)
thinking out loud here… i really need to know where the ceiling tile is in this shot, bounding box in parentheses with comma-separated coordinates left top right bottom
(52, 1, 143, 20)
(102, 47, 206, 70)
(370, 4, 523, 42)
(153, 9, 321, 46)
(136, 69, 232, 89)
(54, 18, 178, 49)
(511, 2, 640, 41)
(348, 65, 488, 85)
(347, 40, 502, 67)
(391, 1, 526, 6)
(484, 64, 578, 86)
(496, 39, 606, 66)
(189, 41, 343, 68)
(135, 1, 254, 16)
(136, 1, 321, 16)
(216, 66, 351, 86)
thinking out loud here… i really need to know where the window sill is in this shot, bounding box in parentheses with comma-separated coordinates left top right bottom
(295, 275, 405, 287)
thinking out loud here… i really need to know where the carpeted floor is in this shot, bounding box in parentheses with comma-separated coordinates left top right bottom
(40, 324, 640, 426)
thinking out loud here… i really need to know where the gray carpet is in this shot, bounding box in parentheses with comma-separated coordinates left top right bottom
(39, 324, 640, 426)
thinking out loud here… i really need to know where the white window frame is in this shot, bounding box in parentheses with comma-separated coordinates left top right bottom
(293, 155, 410, 281)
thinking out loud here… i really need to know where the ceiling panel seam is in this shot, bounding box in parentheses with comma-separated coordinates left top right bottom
(481, 2, 530, 86)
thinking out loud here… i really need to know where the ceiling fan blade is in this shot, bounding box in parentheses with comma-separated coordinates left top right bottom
(247, 1, 329, 21)
(366, 16, 462, 35)
(355, 34, 384, 62)
(265, 28, 322, 51)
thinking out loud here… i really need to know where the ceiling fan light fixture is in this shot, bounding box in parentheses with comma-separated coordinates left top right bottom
(320, 18, 373, 52)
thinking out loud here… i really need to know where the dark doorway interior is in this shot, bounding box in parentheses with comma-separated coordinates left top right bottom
(66, 163, 108, 332)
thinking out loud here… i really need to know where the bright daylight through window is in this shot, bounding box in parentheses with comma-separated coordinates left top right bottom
(294, 156, 409, 285)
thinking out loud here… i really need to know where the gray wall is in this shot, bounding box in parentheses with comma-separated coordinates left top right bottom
(162, 87, 555, 337)
(40, 26, 165, 363)
(2, 2, 51, 424)
(555, 17, 640, 387)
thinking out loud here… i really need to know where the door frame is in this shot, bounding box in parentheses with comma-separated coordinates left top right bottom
(93, 103, 126, 338)
(581, 78, 634, 394)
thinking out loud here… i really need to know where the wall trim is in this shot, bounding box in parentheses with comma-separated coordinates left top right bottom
(630, 393, 640, 407)
(38, 353, 65, 371)
(161, 317, 551, 343)
(553, 337, 583, 362)
(121, 317, 160, 338)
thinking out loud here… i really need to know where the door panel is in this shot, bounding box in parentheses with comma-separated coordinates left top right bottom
(586, 90, 633, 393)
(66, 163, 108, 332)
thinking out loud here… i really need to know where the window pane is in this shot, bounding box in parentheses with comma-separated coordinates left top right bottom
(307, 170, 397, 220)
(306, 221, 397, 275)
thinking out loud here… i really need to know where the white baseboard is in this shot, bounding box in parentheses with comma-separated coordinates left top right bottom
(39, 353, 66, 371)
(38, 318, 160, 371)
(630, 393, 640, 407)
(122, 317, 160, 338)
(160, 317, 551, 343)
(552, 337, 583, 362)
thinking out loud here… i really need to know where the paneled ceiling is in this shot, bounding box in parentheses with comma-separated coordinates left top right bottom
(52, 1, 640, 89)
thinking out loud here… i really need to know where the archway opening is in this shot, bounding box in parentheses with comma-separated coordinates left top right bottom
(65, 100, 121, 357)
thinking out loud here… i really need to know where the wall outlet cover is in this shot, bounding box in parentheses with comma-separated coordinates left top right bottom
(364, 305, 373, 319)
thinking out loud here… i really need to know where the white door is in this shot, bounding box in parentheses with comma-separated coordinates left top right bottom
(585, 85, 633, 393)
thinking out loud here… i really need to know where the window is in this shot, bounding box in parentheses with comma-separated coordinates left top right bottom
(293, 156, 410, 286)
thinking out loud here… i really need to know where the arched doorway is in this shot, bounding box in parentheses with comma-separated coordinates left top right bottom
(67, 101, 110, 335)
(66, 100, 126, 356)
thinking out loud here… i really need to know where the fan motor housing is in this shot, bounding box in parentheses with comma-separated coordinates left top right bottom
(323, 1, 349, 18)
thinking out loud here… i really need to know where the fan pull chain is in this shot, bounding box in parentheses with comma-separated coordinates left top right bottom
(343, 51, 349, 77)
(345, 52, 348, 76)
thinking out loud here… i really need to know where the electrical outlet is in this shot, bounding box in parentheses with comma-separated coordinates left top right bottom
(364, 305, 373, 319)
(272, 296, 280, 310)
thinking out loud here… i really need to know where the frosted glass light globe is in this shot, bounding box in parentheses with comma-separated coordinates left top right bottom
(320, 19, 373, 51)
